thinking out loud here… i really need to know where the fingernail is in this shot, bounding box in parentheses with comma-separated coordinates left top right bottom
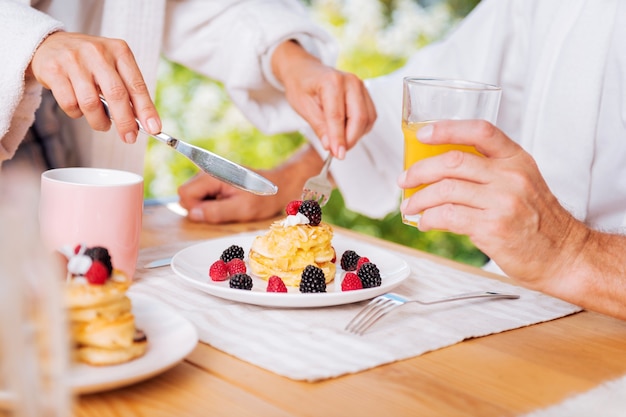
(125, 131, 137, 144)
(337, 146, 346, 160)
(147, 117, 160, 134)
(417, 124, 433, 142)
(397, 171, 407, 185)
(189, 207, 205, 222)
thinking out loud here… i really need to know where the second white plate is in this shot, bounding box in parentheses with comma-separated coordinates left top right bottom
(170, 231, 410, 308)
(70, 292, 198, 394)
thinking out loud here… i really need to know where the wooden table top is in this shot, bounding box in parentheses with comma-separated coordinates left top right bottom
(74, 203, 626, 417)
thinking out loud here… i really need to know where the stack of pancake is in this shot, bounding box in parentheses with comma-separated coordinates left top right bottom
(248, 219, 336, 286)
(62, 247, 147, 366)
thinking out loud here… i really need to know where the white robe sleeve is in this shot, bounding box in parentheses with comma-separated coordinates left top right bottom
(306, 0, 534, 219)
(0, 1, 63, 162)
(162, 0, 338, 135)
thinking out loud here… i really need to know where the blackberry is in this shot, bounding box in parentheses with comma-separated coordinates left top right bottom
(298, 200, 322, 226)
(357, 262, 382, 288)
(299, 265, 327, 293)
(84, 246, 113, 275)
(340, 250, 360, 271)
(229, 273, 253, 290)
(220, 245, 245, 263)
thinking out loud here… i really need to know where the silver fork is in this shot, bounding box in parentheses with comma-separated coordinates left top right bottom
(345, 291, 520, 335)
(301, 154, 333, 206)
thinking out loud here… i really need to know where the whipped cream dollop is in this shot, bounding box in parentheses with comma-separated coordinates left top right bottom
(59, 243, 93, 280)
(280, 212, 310, 227)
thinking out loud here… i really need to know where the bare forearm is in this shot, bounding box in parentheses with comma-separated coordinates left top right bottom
(540, 229, 626, 320)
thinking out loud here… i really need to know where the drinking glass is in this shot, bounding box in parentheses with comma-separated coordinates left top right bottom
(0, 173, 72, 416)
(39, 167, 144, 279)
(402, 77, 502, 226)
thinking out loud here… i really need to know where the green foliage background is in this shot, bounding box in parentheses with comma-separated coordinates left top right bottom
(146, 0, 486, 267)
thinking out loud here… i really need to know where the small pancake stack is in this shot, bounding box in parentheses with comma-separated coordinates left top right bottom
(61, 245, 147, 366)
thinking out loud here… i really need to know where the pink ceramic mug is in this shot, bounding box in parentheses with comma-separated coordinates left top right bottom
(39, 168, 144, 279)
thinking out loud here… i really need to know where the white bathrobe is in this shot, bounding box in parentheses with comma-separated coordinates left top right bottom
(0, 0, 337, 174)
(314, 0, 626, 233)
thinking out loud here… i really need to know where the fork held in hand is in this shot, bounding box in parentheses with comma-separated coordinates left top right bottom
(301, 154, 333, 206)
(345, 291, 520, 335)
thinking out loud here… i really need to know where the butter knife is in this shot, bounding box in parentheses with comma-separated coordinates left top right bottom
(99, 97, 278, 196)
(143, 257, 172, 269)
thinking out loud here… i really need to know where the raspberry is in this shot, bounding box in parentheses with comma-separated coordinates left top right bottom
(85, 260, 109, 285)
(357, 262, 382, 288)
(84, 246, 113, 275)
(340, 250, 360, 271)
(298, 200, 322, 226)
(299, 265, 326, 293)
(209, 260, 228, 281)
(341, 272, 363, 291)
(267, 275, 287, 293)
(356, 257, 370, 271)
(220, 245, 245, 263)
(226, 258, 246, 275)
(285, 200, 303, 215)
(229, 273, 253, 290)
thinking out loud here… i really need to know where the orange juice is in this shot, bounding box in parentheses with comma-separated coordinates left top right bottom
(402, 121, 482, 226)
(402, 120, 482, 199)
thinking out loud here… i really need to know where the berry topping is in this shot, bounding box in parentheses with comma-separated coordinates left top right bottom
(340, 250, 360, 271)
(357, 262, 382, 288)
(299, 265, 326, 293)
(209, 260, 229, 281)
(229, 273, 253, 290)
(84, 246, 113, 276)
(285, 200, 303, 216)
(267, 275, 288, 293)
(341, 272, 363, 291)
(226, 258, 247, 275)
(356, 257, 370, 271)
(220, 245, 245, 263)
(298, 200, 322, 226)
(84, 260, 109, 285)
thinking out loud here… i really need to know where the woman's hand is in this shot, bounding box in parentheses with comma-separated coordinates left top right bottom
(29, 31, 161, 143)
(271, 40, 376, 159)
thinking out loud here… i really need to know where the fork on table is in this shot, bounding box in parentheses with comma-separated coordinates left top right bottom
(301, 154, 333, 206)
(345, 291, 520, 335)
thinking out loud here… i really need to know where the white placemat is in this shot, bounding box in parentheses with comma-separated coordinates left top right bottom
(520, 374, 626, 417)
(130, 233, 581, 381)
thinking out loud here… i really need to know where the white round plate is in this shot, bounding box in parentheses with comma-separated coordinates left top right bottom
(70, 292, 198, 394)
(170, 231, 410, 308)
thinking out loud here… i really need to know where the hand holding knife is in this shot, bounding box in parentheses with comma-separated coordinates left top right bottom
(99, 97, 278, 196)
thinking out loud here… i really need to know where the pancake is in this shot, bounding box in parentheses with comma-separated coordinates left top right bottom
(71, 311, 136, 349)
(64, 270, 130, 309)
(75, 329, 148, 366)
(62, 245, 147, 366)
(248, 220, 336, 286)
(67, 295, 132, 322)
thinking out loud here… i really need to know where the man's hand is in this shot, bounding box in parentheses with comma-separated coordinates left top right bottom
(271, 40, 376, 159)
(29, 31, 161, 143)
(397, 120, 588, 286)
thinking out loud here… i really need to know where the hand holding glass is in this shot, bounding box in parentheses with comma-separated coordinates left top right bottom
(401, 77, 502, 226)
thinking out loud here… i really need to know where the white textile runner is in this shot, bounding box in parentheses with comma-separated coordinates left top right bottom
(130, 233, 581, 382)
